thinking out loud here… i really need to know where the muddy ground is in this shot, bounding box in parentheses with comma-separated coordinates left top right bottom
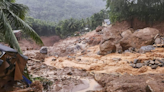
(20, 32, 164, 92)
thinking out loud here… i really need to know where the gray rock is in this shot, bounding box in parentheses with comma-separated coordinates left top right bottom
(130, 64, 136, 68)
(157, 59, 164, 64)
(144, 60, 150, 66)
(112, 58, 121, 61)
(158, 63, 164, 67)
(134, 59, 139, 64)
(136, 63, 143, 68)
(154, 60, 160, 65)
(40, 65, 46, 68)
(149, 60, 155, 65)
(140, 45, 155, 52)
(150, 65, 158, 69)
(40, 46, 48, 54)
(52, 58, 56, 61)
(124, 50, 130, 53)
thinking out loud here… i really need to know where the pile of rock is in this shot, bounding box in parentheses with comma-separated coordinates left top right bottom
(130, 59, 164, 69)
(124, 45, 155, 54)
(98, 27, 159, 55)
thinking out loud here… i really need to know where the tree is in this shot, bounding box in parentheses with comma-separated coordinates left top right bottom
(106, 0, 164, 24)
(0, 0, 43, 53)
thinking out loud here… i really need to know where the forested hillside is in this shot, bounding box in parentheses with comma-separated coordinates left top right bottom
(16, 0, 106, 22)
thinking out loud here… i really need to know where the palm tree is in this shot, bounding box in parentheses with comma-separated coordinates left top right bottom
(0, 0, 43, 53)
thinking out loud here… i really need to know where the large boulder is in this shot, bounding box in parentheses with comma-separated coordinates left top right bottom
(120, 28, 159, 51)
(98, 26, 123, 55)
(98, 37, 116, 55)
(121, 29, 133, 38)
(40, 46, 48, 54)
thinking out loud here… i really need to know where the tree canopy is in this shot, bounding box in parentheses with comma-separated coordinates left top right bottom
(106, 0, 164, 24)
(0, 0, 43, 53)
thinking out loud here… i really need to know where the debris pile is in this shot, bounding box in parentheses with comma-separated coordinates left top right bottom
(130, 58, 164, 69)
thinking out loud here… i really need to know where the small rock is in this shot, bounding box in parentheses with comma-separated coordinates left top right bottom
(130, 64, 136, 68)
(134, 59, 139, 64)
(40, 65, 46, 68)
(158, 63, 164, 67)
(140, 45, 155, 52)
(149, 60, 155, 65)
(46, 75, 49, 77)
(150, 65, 158, 69)
(67, 72, 72, 75)
(136, 63, 143, 68)
(55, 55, 59, 58)
(112, 58, 121, 61)
(154, 60, 160, 65)
(52, 58, 56, 61)
(124, 50, 130, 53)
(67, 56, 72, 58)
(157, 59, 164, 64)
(144, 60, 150, 66)
(77, 59, 81, 62)
(87, 50, 91, 52)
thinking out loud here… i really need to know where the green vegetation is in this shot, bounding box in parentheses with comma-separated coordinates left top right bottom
(25, 9, 108, 38)
(106, 0, 164, 24)
(0, 0, 43, 53)
(16, 0, 106, 22)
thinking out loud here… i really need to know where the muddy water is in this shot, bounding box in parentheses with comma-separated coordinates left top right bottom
(72, 79, 102, 92)
(27, 59, 103, 92)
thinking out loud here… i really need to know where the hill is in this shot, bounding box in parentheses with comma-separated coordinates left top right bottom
(16, 0, 106, 22)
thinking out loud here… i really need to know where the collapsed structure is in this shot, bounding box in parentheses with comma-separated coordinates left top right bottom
(0, 44, 28, 91)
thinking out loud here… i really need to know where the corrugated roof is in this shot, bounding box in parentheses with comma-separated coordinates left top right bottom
(0, 44, 17, 53)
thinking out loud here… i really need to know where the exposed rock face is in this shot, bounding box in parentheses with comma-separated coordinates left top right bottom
(120, 28, 159, 51)
(40, 46, 48, 54)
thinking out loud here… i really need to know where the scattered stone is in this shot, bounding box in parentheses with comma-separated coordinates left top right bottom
(67, 72, 73, 75)
(149, 60, 155, 65)
(136, 63, 143, 68)
(140, 45, 155, 52)
(157, 59, 164, 64)
(40, 65, 46, 68)
(144, 60, 150, 66)
(150, 65, 158, 69)
(154, 60, 160, 65)
(158, 63, 163, 67)
(133, 59, 139, 64)
(55, 55, 59, 58)
(87, 50, 91, 52)
(130, 64, 136, 68)
(40, 46, 48, 54)
(112, 58, 121, 61)
(52, 58, 56, 61)
(77, 59, 81, 62)
(124, 50, 130, 53)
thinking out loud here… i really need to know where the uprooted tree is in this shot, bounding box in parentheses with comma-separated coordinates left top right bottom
(106, 0, 164, 25)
